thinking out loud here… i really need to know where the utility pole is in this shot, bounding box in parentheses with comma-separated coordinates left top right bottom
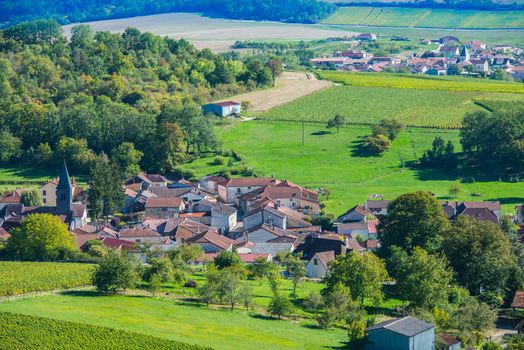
(302, 116, 305, 146)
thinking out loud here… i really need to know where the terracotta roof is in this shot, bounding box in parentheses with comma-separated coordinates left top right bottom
(125, 188, 138, 197)
(75, 233, 101, 249)
(179, 212, 208, 218)
(185, 229, 234, 250)
(438, 333, 461, 346)
(101, 237, 136, 250)
(312, 250, 335, 269)
(195, 252, 270, 263)
(145, 197, 184, 208)
(125, 183, 142, 192)
(512, 291, 524, 308)
(0, 189, 24, 203)
(141, 173, 167, 183)
(119, 228, 160, 238)
(176, 219, 211, 240)
(346, 237, 365, 253)
(221, 177, 276, 188)
(366, 239, 379, 249)
(0, 227, 11, 240)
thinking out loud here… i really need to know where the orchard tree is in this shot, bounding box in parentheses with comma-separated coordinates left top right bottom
(6, 214, 77, 261)
(284, 254, 306, 297)
(372, 118, 404, 141)
(326, 114, 345, 133)
(390, 247, 453, 309)
(378, 191, 449, 255)
(93, 250, 138, 295)
(323, 252, 389, 305)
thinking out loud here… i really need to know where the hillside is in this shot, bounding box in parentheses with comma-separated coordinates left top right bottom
(323, 6, 524, 29)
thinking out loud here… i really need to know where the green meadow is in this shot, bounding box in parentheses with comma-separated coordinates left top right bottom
(0, 292, 348, 350)
(323, 6, 524, 29)
(185, 122, 524, 216)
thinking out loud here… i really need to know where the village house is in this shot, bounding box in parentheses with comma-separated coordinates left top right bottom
(365, 200, 391, 216)
(118, 227, 165, 244)
(294, 234, 347, 262)
(356, 33, 377, 41)
(0, 189, 24, 204)
(40, 176, 85, 207)
(365, 316, 435, 350)
(335, 49, 370, 59)
(192, 199, 237, 234)
(144, 197, 185, 219)
(305, 250, 335, 278)
(199, 175, 227, 194)
(242, 202, 311, 231)
(311, 57, 350, 69)
(125, 172, 168, 187)
(335, 205, 375, 224)
(184, 229, 234, 253)
(469, 59, 490, 73)
(217, 177, 276, 204)
(202, 101, 241, 117)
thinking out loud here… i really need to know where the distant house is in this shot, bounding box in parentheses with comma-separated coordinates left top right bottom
(437, 333, 461, 350)
(440, 45, 460, 58)
(0, 189, 24, 204)
(365, 316, 435, 350)
(356, 33, 377, 41)
(294, 234, 346, 262)
(202, 101, 241, 117)
(365, 200, 391, 216)
(118, 227, 163, 244)
(124, 172, 168, 187)
(335, 205, 374, 223)
(40, 177, 84, 207)
(469, 59, 489, 73)
(336, 50, 369, 59)
(305, 250, 335, 278)
(192, 199, 237, 233)
(439, 36, 460, 45)
(311, 57, 350, 69)
(337, 220, 378, 241)
(145, 197, 185, 219)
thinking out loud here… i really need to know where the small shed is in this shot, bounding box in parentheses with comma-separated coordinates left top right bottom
(365, 316, 435, 350)
(202, 101, 241, 117)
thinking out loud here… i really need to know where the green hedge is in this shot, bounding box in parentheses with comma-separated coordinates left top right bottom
(0, 312, 213, 350)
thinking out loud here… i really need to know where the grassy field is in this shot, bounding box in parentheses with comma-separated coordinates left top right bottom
(0, 311, 210, 350)
(184, 122, 524, 216)
(0, 292, 348, 350)
(258, 85, 524, 128)
(0, 262, 94, 296)
(318, 71, 524, 94)
(323, 7, 524, 29)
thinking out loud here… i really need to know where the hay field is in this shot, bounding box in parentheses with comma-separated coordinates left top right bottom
(220, 72, 332, 112)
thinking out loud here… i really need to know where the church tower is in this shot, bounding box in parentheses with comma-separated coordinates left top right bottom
(56, 161, 73, 215)
(460, 46, 470, 61)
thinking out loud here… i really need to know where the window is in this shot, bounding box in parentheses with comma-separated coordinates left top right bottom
(42, 190, 46, 196)
(43, 198, 46, 204)
(313, 258, 318, 265)
(237, 188, 241, 194)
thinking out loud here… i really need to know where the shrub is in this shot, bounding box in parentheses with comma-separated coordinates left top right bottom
(362, 134, 391, 154)
(268, 294, 293, 319)
(93, 251, 138, 295)
(213, 156, 226, 165)
(184, 280, 198, 288)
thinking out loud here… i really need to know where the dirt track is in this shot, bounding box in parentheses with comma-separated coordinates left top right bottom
(221, 72, 332, 112)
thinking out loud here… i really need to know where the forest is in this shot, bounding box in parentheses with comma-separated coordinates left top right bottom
(0, 0, 336, 27)
(0, 20, 276, 175)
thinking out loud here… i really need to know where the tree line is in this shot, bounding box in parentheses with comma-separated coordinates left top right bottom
(0, 20, 276, 176)
(0, 0, 335, 27)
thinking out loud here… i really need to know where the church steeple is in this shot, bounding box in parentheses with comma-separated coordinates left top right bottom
(56, 161, 73, 215)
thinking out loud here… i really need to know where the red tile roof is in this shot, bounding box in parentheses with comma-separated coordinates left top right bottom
(312, 250, 335, 268)
(512, 291, 524, 308)
(185, 230, 234, 250)
(101, 237, 136, 250)
(119, 228, 160, 238)
(145, 197, 184, 208)
(222, 177, 276, 188)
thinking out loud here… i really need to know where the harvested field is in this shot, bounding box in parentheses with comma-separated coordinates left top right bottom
(220, 72, 332, 112)
(62, 13, 357, 47)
